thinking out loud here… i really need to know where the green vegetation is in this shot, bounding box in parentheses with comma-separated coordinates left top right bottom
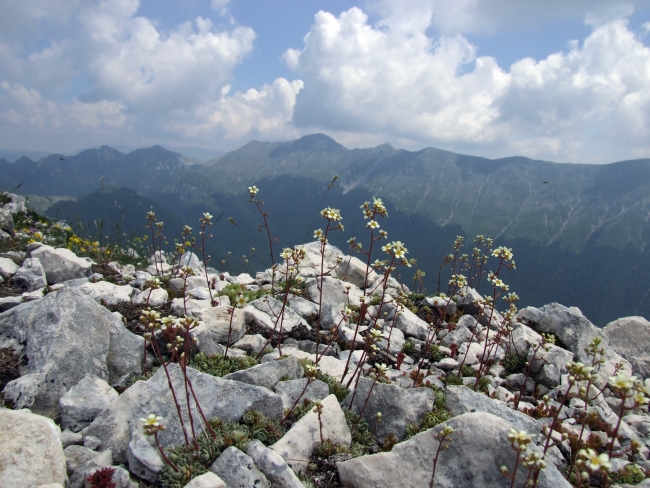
(160, 410, 284, 488)
(189, 353, 258, 377)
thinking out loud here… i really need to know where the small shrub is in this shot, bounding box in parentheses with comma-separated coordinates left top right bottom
(442, 374, 463, 386)
(190, 352, 258, 377)
(342, 408, 379, 456)
(160, 411, 280, 488)
(610, 463, 646, 485)
(219, 283, 267, 304)
(428, 344, 445, 363)
(502, 351, 527, 373)
(401, 341, 415, 354)
(460, 365, 476, 377)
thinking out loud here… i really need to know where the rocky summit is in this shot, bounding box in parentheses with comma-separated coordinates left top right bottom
(1, 191, 650, 488)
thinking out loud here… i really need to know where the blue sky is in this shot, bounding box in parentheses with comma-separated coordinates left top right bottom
(2, 0, 650, 163)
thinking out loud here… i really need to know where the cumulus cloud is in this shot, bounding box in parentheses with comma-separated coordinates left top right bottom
(0, 0, 298, 151)
(372, 0, 648, 35)
(285, 5, 650, 162)
(163, 78, 304, 143)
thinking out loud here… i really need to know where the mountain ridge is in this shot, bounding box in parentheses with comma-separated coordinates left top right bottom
(2, 134, 650, 251)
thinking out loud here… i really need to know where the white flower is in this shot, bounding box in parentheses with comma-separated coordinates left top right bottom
(366, 220, 380, 229)
(578, 448, 611, 472)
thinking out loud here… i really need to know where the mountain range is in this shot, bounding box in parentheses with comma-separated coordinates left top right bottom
(1, 134, 649, 325)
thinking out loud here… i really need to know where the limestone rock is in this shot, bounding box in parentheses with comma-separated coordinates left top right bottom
(59, 374, 118, 432)
(307, 276, 363, 308)
(604, 316, 650, 378)
(247, 440, 303, 488)
(184, 472, 226, 488)
(192, 305, 246, 346)
(127, 428, 164, 483)
(271, 394, 351, 474)
(525, 303, 632, 388)
(0, 288, 114, 417)
(78, 281, 134, 305)
(445, 385, 542, 434)
(345, 376, 436, 441)
(0, 256, 19, 279)
(133, 288, 168, 307)
(244, 296, 307, 335)
(12, 257, 47, 291)
(0, 208, 15, 236)
(64, 445, 98, 475)
(210, 446, 270, 488)
(274, 378, 331, 410)
(334, 255, 379, 288)
(224, 356, 304, 390)
(336, 412, 570, 488)
(29, 244, 92, 284)
(0, 409, 67, 488)
(287, 295, 319, 320)
(232, 334, 268, 354)
(85, 363, 284, 463)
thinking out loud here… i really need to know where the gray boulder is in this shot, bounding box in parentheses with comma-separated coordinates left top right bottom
(244, 296, 307, 335)
(133, 288, 168, 307)
(445, 386, 542, 434)
(529, 344, 573, 388)
(0, 207, 14, 236)
(247, 440, 303, 488)
(0, 409, 67, 488)
(307, 276, 363, 307)
(336, 412, 571, 488)
(192, 305, 246, 346)
(127, 428, 164, 483)
(85, 363, 284, 463)
(224, 356, 304, 390)
(185, 472, 226, 488)
(59, 374, 118, 432)
(384, 303, 431, 341)
(334, 254, 379, 288)
(210, 446, 270, 488)
(274, 378, 331, 411)
(287, 295, 319, 320)
(0, 288, 112, 417)
(0, 256, 19, 279)
(12, 257, 47, 291)
(604, 316, 650, 378)
(64, 445, 99, 475)
(29, 244, 92, 284)
(232, 334, 268, 354)
(78, 281, 134, 305)
(0, 295, 23, 312)
(271, 394, 351, 474)
(345, 376, 436, 441)
(440, 323, 473, 348)
(523, 303, 632, 387)
(177, 251, 204, 272)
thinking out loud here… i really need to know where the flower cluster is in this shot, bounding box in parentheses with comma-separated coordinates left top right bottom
(321, 207, 342, 222)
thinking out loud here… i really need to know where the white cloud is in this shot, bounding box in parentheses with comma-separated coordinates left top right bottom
(0, 0, 298, 151)
(284, 6, 650, 163)
(372, 0, 648, 35)
(0, 81, 127, 133)
(163, 78, 304, 143)
(210, 0, 231, 17)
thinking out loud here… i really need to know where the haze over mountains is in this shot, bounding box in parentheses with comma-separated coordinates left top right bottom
(1, 134, 649, 325)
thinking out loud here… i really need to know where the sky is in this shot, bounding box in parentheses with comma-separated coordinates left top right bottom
(2, 0, 650, 163)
